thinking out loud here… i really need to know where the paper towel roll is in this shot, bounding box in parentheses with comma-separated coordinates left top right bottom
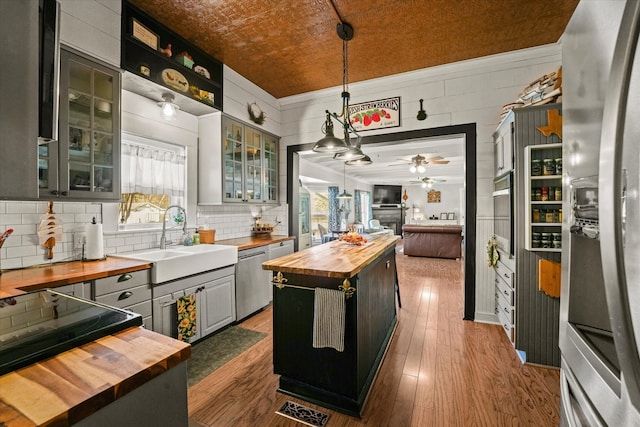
(85, 221, 104, 260)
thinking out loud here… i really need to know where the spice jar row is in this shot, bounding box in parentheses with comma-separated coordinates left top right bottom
(532, 208, 562, 223)
(532, 186, 562, 201)
(531, 157, 563, 176)
(532, 231, 562, 249)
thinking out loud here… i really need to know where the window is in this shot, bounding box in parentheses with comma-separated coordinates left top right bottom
(119, 135, 186, 230)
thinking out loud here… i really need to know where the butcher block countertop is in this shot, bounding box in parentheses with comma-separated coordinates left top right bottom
(0, 257, 151, 299)
(0, 326, 190, 426)
(262, 234, 399, 279)
(216, 234, 294, 251)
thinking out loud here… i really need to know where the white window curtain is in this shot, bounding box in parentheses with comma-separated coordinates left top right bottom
(121, 141, 186, 197)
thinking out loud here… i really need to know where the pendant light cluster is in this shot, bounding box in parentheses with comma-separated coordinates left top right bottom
(312, 21, 371, 168)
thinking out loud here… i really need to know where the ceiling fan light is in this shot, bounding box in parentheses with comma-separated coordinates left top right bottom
(421, 182, 427, 188)
(417, 165, 426, 173)
(409, 165, 417, 173)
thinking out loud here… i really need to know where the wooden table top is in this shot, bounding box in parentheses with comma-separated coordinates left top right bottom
(0, 326, 190, 426)
(0, 257, 152, 299)
(262, 234, 400, 279)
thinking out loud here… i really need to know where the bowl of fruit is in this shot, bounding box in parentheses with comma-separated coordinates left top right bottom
(339, 232, 368, 246)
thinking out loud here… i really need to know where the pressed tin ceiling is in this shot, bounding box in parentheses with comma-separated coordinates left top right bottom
(128, 0, 579, 99)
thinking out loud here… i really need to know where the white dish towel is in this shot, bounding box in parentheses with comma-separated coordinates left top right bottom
(312, 287, 346, 352)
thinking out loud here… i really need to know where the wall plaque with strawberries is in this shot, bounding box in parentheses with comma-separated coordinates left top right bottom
(349, 96, 401, 131)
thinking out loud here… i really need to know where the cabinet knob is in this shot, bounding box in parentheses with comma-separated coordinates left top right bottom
(118, 291, 133, 300)
(117, 273, 133, 282)
(279, 242, 284, 246)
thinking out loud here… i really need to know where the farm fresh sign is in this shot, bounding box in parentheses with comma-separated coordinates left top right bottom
(349, 97, 400, 131)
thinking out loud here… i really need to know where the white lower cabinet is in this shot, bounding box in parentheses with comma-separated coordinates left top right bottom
(494, 257, 516, 346)
(152, 266, 235, 342)
(200, 274, 236, 337)
(94, 270, 152, 330)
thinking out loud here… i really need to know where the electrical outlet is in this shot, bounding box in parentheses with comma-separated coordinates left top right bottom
(74, 233, 85, 249)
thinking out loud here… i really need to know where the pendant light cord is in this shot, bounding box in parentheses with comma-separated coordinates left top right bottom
(343, 39, 349, 95)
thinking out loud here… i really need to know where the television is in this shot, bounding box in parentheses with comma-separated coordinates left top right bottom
(373, 185, 402, 205)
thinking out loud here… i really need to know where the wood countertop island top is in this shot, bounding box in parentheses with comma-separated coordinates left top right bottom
(215, 234, 294, 251)
(0, 257, 152, 299)
(0, 326, 190, 426)
(262, 234, 399, 279)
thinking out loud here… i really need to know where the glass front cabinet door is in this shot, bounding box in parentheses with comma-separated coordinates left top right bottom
(222, 117, 278, 204)
(40, 48, 121, 200)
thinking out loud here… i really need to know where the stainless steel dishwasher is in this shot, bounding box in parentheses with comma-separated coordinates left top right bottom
(235, 246, 270, 321)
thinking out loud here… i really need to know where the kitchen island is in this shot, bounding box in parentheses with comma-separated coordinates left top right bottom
(0, 326, 190, 426)
(262, 234, 400, 417)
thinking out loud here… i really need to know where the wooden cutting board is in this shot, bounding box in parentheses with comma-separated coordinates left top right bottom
(539, 259, 561, 298)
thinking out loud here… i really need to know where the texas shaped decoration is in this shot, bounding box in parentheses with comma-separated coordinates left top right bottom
(537, 109, 562, 139)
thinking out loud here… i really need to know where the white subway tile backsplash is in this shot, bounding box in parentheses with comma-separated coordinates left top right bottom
(6, 203, 37, 214)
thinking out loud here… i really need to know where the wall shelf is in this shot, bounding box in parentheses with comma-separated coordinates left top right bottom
(121, 2, 223, 114)
(524, 143, 563, 252)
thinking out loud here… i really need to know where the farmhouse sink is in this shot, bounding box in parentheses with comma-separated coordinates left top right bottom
(117, 245, 238, 284)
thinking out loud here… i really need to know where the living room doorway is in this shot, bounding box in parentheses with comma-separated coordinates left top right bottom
(286, 123, 477, 320)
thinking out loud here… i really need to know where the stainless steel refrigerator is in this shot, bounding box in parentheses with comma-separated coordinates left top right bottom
(560, 0, 640, 425)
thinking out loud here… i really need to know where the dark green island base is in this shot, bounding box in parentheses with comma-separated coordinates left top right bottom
(266, 240, 399, 417)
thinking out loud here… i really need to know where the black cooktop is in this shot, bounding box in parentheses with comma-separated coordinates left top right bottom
(0, 289, 142, 375)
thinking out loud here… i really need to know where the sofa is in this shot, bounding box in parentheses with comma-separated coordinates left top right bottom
(402, 224, 463, 259)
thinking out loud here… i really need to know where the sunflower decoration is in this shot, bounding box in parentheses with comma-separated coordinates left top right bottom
(248, 102, 266, 125)
(177, 294, 197, 342)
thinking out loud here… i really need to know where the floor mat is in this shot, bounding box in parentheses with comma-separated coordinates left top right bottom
(187, 326, 266, 387)
(276, 401, 330, 427)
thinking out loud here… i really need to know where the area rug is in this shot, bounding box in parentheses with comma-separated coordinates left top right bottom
(276, 401, 330, 427)
(187, 326, 267, 387)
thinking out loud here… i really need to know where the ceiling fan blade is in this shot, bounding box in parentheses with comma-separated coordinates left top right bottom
(427, 160, 449, 164)
(423, 155, 444, 161)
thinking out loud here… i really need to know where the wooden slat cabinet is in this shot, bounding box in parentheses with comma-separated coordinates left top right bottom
(493, 103, 562, 367)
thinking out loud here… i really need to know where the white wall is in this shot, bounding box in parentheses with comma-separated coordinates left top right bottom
(279, 43, 562, 321)
(59, 0, 121, 67)
(404, 183, 463, 221)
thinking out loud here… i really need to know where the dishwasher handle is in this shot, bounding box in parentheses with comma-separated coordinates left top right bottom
(238, 251, 267, 260)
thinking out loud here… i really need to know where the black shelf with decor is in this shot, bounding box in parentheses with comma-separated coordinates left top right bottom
(121, 1, 223, 111)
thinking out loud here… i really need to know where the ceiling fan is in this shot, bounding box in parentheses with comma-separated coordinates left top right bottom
(410, 176, 446, 188)
(388, 154, 450, 173)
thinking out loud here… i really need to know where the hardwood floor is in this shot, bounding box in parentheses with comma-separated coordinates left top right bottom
(188, 248, 560, 426)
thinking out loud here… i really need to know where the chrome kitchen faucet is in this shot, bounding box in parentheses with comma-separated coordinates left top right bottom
(160, 205, 187, 249)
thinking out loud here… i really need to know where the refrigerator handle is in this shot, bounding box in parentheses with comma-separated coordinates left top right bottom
(599, 0, 640, 411)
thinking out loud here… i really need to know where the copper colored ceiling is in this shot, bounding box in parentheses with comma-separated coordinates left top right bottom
(129, 0, 579, 99)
